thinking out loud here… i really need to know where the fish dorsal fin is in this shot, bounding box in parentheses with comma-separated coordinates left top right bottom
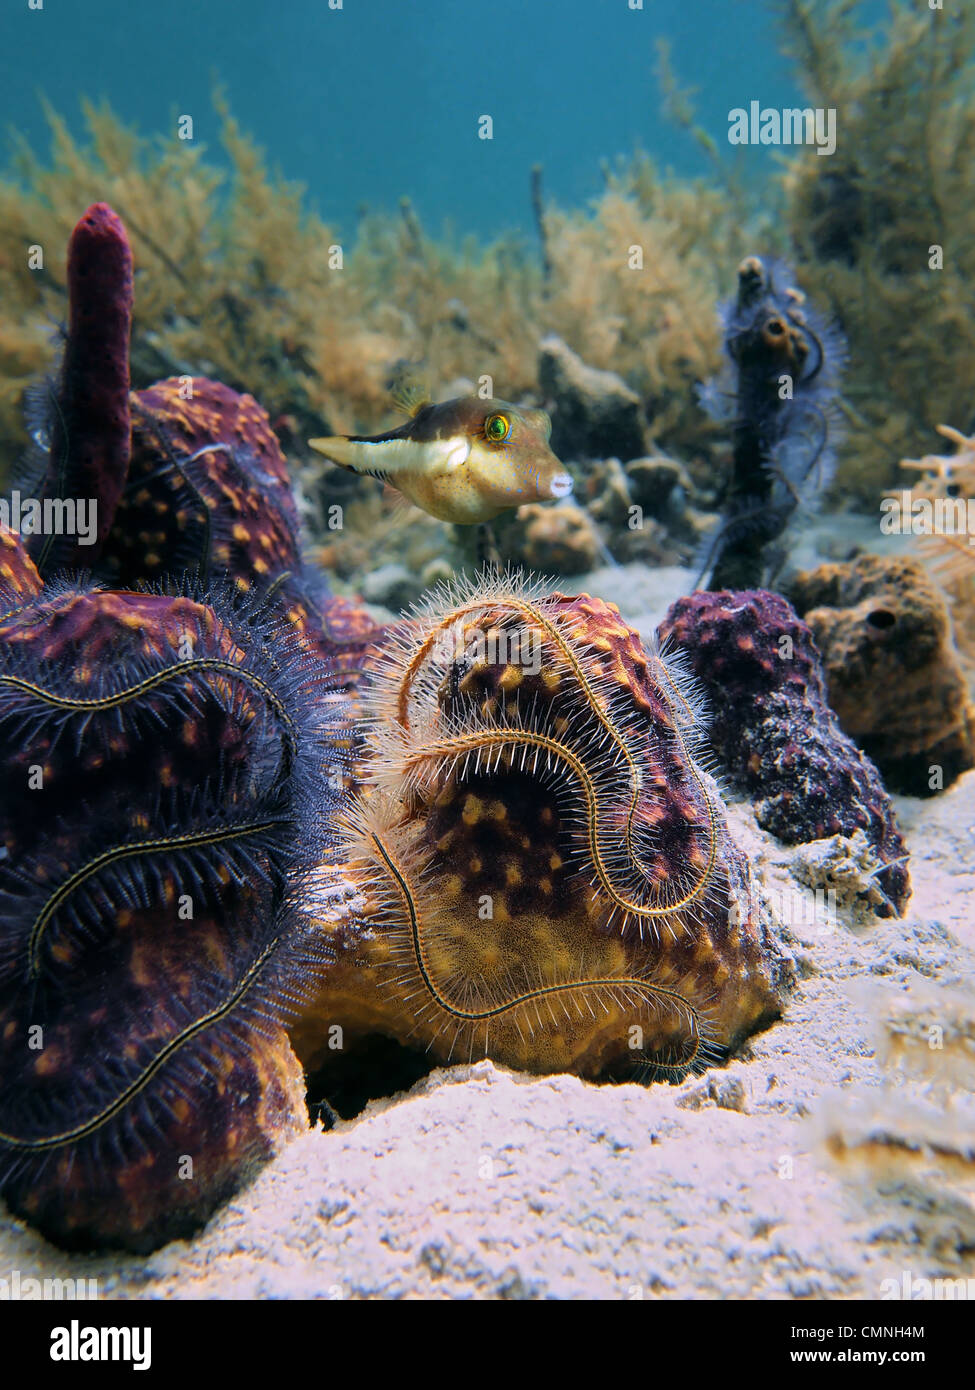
(391, 379, 432, 419)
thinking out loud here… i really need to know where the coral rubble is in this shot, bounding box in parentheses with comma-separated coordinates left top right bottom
(900, 424, 975, 679)
(538, 334, 646, 463)
(495, 501, 602, 575)
(813, 977, 975, 1252)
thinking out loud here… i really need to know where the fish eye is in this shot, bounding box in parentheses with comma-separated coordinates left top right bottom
(485, 412, 511, 443)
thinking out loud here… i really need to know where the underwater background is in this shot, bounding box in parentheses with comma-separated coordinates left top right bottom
(2, 0, 974, 598)
(1, 0, 975, 1290)
(4, 0, 887, 237)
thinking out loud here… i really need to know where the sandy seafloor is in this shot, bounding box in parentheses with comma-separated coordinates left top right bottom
(2, 540, 973, 1300)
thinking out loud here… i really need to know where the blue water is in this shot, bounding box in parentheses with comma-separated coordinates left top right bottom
(4, 0, 889, 240)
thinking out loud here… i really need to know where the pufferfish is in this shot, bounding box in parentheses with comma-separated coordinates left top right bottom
(309, 394, 572, 524)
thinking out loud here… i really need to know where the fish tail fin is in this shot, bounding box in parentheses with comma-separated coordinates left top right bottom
(308, 437, 364, 472)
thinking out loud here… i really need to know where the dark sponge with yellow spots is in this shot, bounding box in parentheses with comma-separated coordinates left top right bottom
(0, 522, 43, 614)
(103, 377, 301, 595)
(293, 574, 792, 1083)
(0, 204, 379, 1252)
(658, 588, 910, 917)
(99, 377, 384, 703)
(0, 527, 344, 1252)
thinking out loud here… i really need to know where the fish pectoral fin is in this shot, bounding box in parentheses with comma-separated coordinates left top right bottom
(440, 437, 471, 471)
(391, 381, 432, 418)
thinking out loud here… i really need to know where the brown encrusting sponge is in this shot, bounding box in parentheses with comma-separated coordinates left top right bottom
(294, 574, 792, 1083)
(788, 554, 975, 796)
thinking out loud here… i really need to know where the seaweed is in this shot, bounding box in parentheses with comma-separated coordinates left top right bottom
(779, 0, 975, 502)
(0, 99, 738, 513)
(0, 95, 343, 463)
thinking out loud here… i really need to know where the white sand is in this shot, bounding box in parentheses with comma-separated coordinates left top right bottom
(2, 771, 972, 1300)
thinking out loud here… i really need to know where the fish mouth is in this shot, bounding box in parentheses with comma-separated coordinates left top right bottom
(547, 472, 574, 499)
